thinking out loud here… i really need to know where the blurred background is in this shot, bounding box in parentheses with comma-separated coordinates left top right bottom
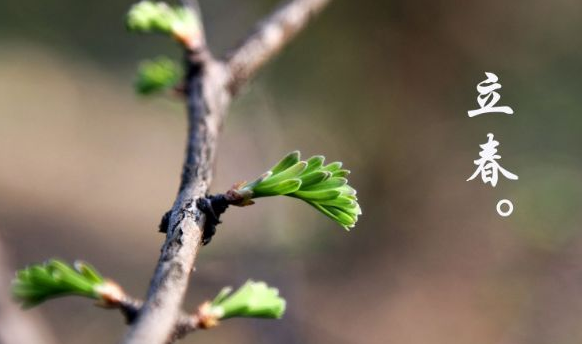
(1, 0, 582, 343)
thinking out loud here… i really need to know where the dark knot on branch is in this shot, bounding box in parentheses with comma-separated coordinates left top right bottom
(196, 194, 230, 245)
(158, 194, 232, 245)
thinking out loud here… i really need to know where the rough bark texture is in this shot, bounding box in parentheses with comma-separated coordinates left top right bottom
(122, 1, 331, 343)
(118, 297, 200, 342)
(122, 50, 230, 344)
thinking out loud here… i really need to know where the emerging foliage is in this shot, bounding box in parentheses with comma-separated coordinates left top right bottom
(126, 0, 197, 34)
(134, 56, 182, 95)
(126, 1, 199, 41)
(233, 151, 361, 230)
(209, 280, 286, 320)
(12, 259, 107, 308)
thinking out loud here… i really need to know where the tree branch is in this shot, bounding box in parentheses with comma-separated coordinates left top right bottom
(122, 47, 230, 344)
(122, 0, 332, 342)
(225, 0, 331, 94)
(116, 296, 201, 343)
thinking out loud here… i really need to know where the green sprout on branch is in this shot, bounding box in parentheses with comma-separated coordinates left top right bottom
(126, 1, 200, 47)
(12, 259, 121, 308)
(135, 56, 182, 95)
(230, 151, 361, 230)
(204, 280, 285, 323)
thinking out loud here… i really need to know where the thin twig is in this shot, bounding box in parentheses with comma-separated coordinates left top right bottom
(225, 0, 332, 94)
(121, 0, 332, 342)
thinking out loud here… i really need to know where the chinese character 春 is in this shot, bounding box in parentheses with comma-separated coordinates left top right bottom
(468, 72, 514, 117)
(467, 133, 518, 187)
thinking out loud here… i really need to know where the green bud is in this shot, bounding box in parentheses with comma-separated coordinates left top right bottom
(12, 259, 107, 308)
(126, 1, 200, 46)
(209, 280, 286, 319)
(235, 151, 361, 230)
(134, 57, 181, 95)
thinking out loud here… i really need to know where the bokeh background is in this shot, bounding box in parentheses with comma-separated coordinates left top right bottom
(1, 0, 582, 343)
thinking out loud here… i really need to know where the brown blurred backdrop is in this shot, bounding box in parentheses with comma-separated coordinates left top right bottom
(1, 0, 582, 343)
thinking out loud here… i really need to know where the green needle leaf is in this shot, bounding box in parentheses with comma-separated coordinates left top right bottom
(307, 202, 351, 230)
(332, 169, 351, 178)
(299, 171, 332, 188)
(257, 161, 307, 188)
(321, 162, 342, 172)
(269, 151, 300, 175)
(326, 206, 356, 227)
(75, 261, 104, 285)
(317, 196, 357, 208)
(302, 155, 325, 174)
(253, 179, 302, 197)
(300, 177, 347, 191)
(337, 185, 357, 196)
(292, 189, 341, 202)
